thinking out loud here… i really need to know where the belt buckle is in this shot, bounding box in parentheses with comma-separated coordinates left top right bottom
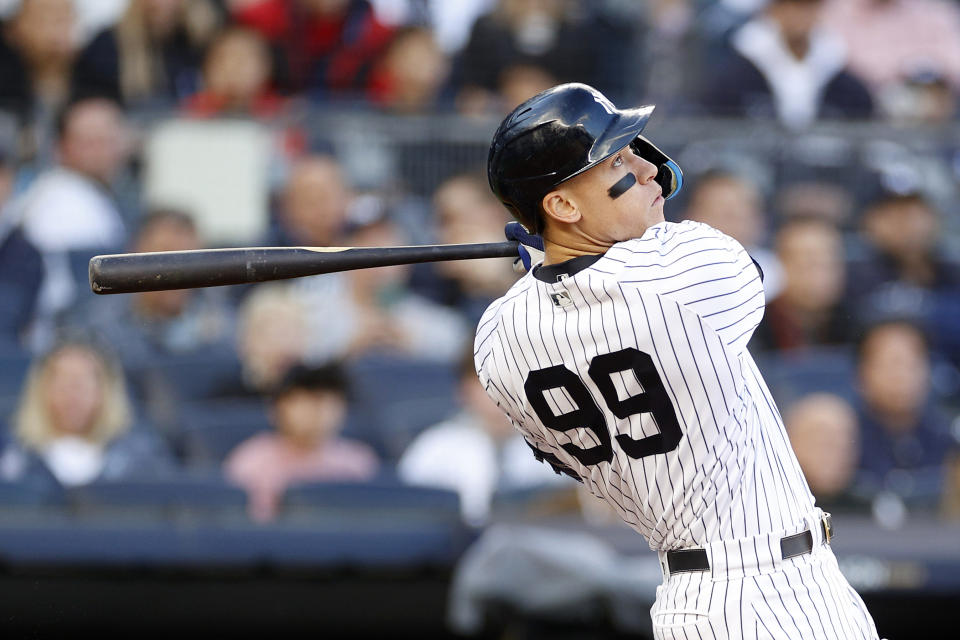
(821, 513, 833, 544)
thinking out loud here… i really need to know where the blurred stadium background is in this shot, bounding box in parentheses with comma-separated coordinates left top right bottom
(0, 0, 958, 637)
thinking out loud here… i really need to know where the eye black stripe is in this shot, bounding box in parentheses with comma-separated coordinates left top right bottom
(608, 173, 637, 199)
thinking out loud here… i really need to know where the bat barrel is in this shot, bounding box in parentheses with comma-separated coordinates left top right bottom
(89, 242, 520, 294)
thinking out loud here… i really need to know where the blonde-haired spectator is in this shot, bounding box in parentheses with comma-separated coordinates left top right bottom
(1, 337, 173, 486)
(234, 283, 310, 396)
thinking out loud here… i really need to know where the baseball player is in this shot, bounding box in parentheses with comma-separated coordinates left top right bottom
(474, 83, 880, 639)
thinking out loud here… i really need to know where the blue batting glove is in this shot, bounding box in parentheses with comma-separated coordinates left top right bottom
(505, 222, 545, 273)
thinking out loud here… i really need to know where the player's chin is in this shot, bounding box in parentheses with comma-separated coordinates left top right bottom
(643, 200, 666, 225)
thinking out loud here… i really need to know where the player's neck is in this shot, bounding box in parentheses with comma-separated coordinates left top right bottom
(542, 234, 612, 265)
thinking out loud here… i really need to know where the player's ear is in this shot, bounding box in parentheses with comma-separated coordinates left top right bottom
(541, 189, 581, 226)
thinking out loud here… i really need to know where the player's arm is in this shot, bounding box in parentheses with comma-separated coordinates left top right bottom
(672, 222, 765, 353)
(475, 339, 583, 483)
(484, 381, 583, 482)
(624, 220, 765, 354)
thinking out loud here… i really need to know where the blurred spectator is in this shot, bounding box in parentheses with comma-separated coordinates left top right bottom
(367, 26, 449, 113)
(181, 25, 284, 118)
(701, 0, 873, 128)
(848, 189, 960, 368)
(76, 208, 236, 369)
(785, 392, 869, 513)
(224, 362, 379, 522)
(180, 24, 307, 172)
(368, 0, 494, 54)
(0, 144, 42, 351)
(683, 169, 783, 299)
(68, 0, 129, 46)
(850, 190, 960, 304)
(854, 319, 957, 510)
(0, 0, 76, 122)
(19, 97, 130, 252)
(0, 0, 131, 160)
(751, 216, 852, 352)
(822, 0, 960, 115)
(410, 172, 516, 324)
(76, 0, 223, 108)
(231, 283, 310, 398)
(880, 69, 958, 125)
(641, 0, 704, 112)
(0, 336, 174, 487)
(270, 154, 351, 247)
(495, 61, 556, 113)
(14, 97, 131, 348)
(228, 0, 395, 98)
(398, 345, 564, 525)
(774, 179, 855, 228)
(295, 212, 468, 363)
(454, 0, 611, 115)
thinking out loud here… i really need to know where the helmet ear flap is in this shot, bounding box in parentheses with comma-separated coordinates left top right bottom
(630, 136, 684, 200)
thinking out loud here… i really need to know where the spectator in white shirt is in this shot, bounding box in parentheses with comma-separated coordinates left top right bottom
(398, 345, 566, 525)
(14, 97, 131, 347)
(295, 208, 468, 364)
(19, 96, 129, 252)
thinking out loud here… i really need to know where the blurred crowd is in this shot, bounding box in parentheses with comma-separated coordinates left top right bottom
(0, 0, 959, 532)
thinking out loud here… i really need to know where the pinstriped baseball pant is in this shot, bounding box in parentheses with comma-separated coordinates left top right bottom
(651, 513, 880, 639)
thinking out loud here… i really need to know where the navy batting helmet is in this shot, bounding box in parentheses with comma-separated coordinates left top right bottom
(487, 83, 682, 232)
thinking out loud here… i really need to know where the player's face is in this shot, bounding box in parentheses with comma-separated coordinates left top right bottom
(560, 143, 665, 243)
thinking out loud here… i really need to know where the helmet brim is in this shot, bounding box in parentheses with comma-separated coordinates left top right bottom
(561, 105, 655, 185)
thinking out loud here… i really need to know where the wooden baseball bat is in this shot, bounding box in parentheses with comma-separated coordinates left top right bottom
(89, 241, 520, 294)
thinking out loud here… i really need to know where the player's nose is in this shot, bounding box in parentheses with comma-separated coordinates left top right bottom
(628, 149, 659, 184)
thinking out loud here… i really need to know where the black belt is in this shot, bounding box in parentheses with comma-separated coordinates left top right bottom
(665, 513, 833, 576)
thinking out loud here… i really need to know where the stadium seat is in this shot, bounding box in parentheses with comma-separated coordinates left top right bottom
(0, 475, 67, 526)
(754, 346, 857, 406)
(0, 349, 31, 421)
(276, 479, 472, 566)
(178, 398, 271, 467)
(281, 477, 464, 528)
(128, 349, 244, 404)
(67, 472, 248, 523)
(345, 356, 459, 460)
(0, 478, 65, 506)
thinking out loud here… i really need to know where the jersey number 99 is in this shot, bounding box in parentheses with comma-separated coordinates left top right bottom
(524, 348, 682, 466)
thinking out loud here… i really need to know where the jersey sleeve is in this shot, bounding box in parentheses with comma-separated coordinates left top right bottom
(618, 221, 765, 354)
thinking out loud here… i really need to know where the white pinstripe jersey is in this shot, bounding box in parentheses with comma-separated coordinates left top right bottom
(474, 220, 817, 552)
